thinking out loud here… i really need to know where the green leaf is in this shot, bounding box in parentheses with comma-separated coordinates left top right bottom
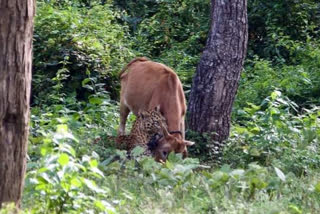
(83, 178, 106, 193)
(82, 78, 91, 87)
(248, 103, 261, 111)
(270, 107, 280, 115)
(102, 201, 116, 214)
(250, 148, 261, 157)
(288, 204, 302, 214)
(315, 181, 320, 193)
(56, 117, 69, 123)
(274, 167, 286, 182)
(271, 90, 281, 100)
(90, 167, 105, 178)
(234, 126, 247, 134)
(213, 171, 229, 183)
(94, 200, 106, 211)
(230, 169, 245, 178)
(40, 146, 48, 156)
(89, 159, 98, 168)
(71, 178, 82, 188)
(56, 124, 68, 133)
(250, 177, 267, 189)
(250, 126, 261, 134)
(58, 153, 69, 167)
(83, 85, 94, 91)
(131, 146, 145, 157)
(60, 144, 76, 157)
(37, 174, 50, 184)
(38, 167, 48, 173)
(89, 97, 103, 105)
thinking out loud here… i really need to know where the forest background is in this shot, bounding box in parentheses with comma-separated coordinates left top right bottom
(7, 0, 320, 213)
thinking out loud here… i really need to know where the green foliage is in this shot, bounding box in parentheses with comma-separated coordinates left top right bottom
(23, 82, 320, 213)
(185, 130, 213, 161)
(25, 82, 121, 213)
(24, 134, 320, 213)
(33, 1, 134, 105)
(237, 41, 320, 109)
(248, 0, 320, 62)
(25, 132, 113, 213)
(227, 90, 320, 175)
(0, 203, 18, 214)
(131, 0, 209, 57)
(33, 0, 320, 106)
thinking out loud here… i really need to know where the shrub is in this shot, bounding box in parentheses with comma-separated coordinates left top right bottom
(236, 42, 320, 110)
(24, 85, 320, 213)
(226, 90, 320, 175)
(33, 1, 134, 105)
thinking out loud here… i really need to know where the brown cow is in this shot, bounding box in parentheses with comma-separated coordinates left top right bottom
(118, 57, 194, 161)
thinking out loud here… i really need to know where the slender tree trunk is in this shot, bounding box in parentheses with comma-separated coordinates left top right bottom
(0, 0, 35, 208)
(188, 0, 248, 157)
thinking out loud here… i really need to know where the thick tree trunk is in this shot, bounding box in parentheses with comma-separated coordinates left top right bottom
(0, 0, 35, 208)
(188, 0, 248, 157)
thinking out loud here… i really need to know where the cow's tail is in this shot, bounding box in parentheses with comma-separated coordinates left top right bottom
(119, 57, 149, 79)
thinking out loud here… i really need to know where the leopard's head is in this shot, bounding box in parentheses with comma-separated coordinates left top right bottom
(137, 106, 167, 136)
(137, 106, 194, 162)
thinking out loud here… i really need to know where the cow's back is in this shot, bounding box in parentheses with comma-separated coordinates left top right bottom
(120, 60, 185, 116)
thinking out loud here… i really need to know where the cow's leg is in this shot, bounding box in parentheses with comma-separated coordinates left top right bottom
(118, 103, 130, 135)
(181, 118, 185, 139)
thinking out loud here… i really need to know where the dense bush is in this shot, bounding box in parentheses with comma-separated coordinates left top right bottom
(236, 42, 320, 110)
(227, 91, 320, 175)
(248, 0, 320, 62)
(33, 0, 320, 106)
(23, 82, 320, 213)
(33, 1, 134, 105)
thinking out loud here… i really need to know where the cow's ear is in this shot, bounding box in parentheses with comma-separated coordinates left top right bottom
(160, 122, 170, 137)
(154, 105, 161, 112)
(184, 140, 195, 146)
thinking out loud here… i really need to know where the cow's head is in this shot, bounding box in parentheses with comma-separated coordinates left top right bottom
(150, 122, 194, 162)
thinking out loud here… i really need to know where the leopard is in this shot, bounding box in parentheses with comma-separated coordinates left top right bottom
(115, 106, 168, 156)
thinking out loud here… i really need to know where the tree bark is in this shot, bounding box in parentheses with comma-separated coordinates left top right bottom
(0, 0, 35, 208)
(187, 0, 248, 156)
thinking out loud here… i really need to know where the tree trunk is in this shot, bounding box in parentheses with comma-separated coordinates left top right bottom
(187, 0, 248, 158)
(0, 0, 35, 208)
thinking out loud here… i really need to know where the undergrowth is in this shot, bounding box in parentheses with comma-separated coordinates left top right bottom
(22, 88, 320, 213)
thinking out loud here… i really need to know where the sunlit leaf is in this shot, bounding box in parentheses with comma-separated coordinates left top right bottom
(40, 146, 48, 156)
(89, 159, 98, 168)
(56, 124, 68, 133)
(90, 167, 105, 178)
(94, 200, 106, 211)
(230, 169, 245, 177)
(288, 204, 302, 214)
(58, 153, 69, 167)
(274, 167, 286, 182)
(71, 178, 82, 188)
(271, 90, 281, 100)
(83, 178, 106, 194)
